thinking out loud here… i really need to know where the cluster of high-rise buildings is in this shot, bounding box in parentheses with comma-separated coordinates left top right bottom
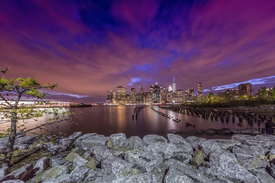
(106, 78, 203, 105)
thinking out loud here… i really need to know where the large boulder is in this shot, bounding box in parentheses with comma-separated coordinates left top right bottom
(8, 164, 33, 181)
(185, 136, 207, 150)
(114, 173, 152, 183)
(238, 157, 268, 170)
(146, 142, 179, 159)
(110, 133, 129, 149)
(44, 142, 68, 155)
(101, 155, 127, 175)
(81, 135, 109, 150)
(249, 168, 275, 183)
(125, 150, 140, 163)
(172, 152, 192, 164)
(164, 160, 211, 183)
(42, 174, 71, 183)
(230, 145, 267, 157)
(68, 132, 82, 140)
(70, 165, 89, 183)
(33, 157, 50, 175)
(14, 136, 37, 145)
(215, 139, 241, 149)
(128, 136, 144, 152)
(199, 139, 221, 156)
(0, 167, 10, 179)
(136, 153, 163, 173)
(142, 134, 167, 146)
(231, 134, 256, 143)
(0, 137, 8, 153)
(73, 156, 88, 169)
(209, 149, 260, 183)
(92, 146, 113, 164)
(83, 169, 106, 183)
(30, 165, 69, 183)
(73, 133, 98, 147)
(167, 133, 193, 154)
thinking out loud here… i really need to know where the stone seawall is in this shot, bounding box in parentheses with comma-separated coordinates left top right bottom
(1, 132, 275, 183)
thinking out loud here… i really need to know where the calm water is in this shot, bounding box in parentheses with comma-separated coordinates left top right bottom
(0, 106, 267, 139)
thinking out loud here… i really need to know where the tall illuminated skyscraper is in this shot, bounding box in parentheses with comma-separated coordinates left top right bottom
(172, 77, 176, 92)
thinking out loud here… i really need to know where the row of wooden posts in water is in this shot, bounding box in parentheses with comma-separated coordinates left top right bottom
(159, 106, 270, 127)
(132, 106, 145, 120)
(150, 107, 196, 127)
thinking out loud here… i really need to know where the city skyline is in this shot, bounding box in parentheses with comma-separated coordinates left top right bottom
(1, 0, 275, 103)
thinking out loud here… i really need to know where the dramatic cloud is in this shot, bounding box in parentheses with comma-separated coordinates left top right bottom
(0, 0, 275, 102)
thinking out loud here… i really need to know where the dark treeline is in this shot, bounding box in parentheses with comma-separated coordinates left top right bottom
(186, 86, 275, 107)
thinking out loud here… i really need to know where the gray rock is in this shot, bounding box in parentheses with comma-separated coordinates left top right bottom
(0, 167, 10, 179)
(165, 160, 211, 183)
(255, 134, 275, 141)
(114, 173, 152, 183)
(164, 167, 195, 183)
(13, 144, 29, 150)
(73, 156, 88, 169)
(70, 165, 89, 183)
(167, 133, 193, 154)
(83, 169, 106, 183)
(199, 139, 221, 156)
(142, 134, 167, 146)
(94, 174, 116, 183)
(129, 136, 144, 151)
(146, 142, 179, 159)
(92, 146, 113, 164)
(8, 164, 33, 181)
(51, 158, 67, 167)
(68, 132, 82, 140)
(110, 133, 129, 149)
(205, 129, 216, 135)
(209, 149, 260, 183)
(86, 157, 96, 169)
(83, 151, 92, 159)
(115, 168, 141, 179)
(136, 153, 163, 173)
(65, 152, 79, 162)
(30, 165, 69, 183)
(109, 148, 124, 157)
(45, 142, 68, 154)
(185, 136, 207, 150)
(0, 137, 8, 153)
(101, 155, 127, 175)
(215, 139, 241, 149)
(73, 133, 98, 147)
(125, 150, 140, 163)
(190, 150, 204, 167)
(231, 134, 256, 143)
(59, 138, 73, 147)
(239, 128, 260, 135)
(250, 168, 275, 183)
(81, 135, 109, 150)
(33, 157, 50, 175)
(14, 136, 37, 145)
(238, 157, 268, 170)
(173, 152, 192, 164)
(231, 145, 266, 157)
(2, 180, 24, 183)
(42, 174, 71, 183)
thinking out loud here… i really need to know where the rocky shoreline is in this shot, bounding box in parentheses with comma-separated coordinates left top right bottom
(1, 132, 275, 183)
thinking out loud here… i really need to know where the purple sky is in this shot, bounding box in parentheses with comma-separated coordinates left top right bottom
(1, 0, 275, 103)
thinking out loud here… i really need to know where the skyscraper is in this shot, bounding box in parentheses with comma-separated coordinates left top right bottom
(198, 82, 202, 97)
(172, 77, 176, 92)
(168, 85, 172, 92)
